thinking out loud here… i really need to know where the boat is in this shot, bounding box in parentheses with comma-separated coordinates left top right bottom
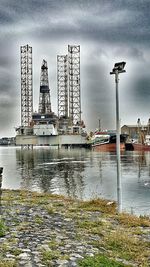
(91, 131, 127, 152)
(129, 135, 150, 151)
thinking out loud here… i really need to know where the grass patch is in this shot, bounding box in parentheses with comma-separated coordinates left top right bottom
(78, 199, 116, 214)
(78, 254, 127, 267)
(0, 219, 7, 237)
(78, 220, 103, 229)
(103, 229, 150, 264)
(46, 204, 56, 214)
(77, 219, 106, 236)
(0, 260, 18, 267)
(41, 250, 61, 265)
(48, 240, 58, 249)
(10, 248, 22, 256)
(117, 213, 150, 227)
(34, 215, 43, 224)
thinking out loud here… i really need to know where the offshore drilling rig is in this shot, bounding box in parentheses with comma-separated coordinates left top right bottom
(32, 59, 58, 136)
(16, 44, 86, 147)
(57, 45, 85, 135)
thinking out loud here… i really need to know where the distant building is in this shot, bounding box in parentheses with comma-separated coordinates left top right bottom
(121, 125, 148, 139)
(0, 137, 16, 145)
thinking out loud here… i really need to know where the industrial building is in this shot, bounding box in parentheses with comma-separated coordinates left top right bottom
(121, 118, 150, 141)
(16, 44, 87, 147)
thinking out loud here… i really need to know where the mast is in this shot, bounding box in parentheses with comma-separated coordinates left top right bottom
(38, 60, 51, 114)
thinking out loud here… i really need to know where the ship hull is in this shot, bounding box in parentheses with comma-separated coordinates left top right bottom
(92, 142, 125, 152)
(132, 143, 150, 151)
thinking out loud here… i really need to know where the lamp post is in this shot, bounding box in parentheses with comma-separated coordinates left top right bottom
(110, 62, 126, 213)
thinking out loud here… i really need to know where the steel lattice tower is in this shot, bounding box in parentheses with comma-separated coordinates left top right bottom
(38, 60, 51, 114)
(21, 44, 33, 126)
(68, 45, 81, 125)
(57, 55, 68, 118)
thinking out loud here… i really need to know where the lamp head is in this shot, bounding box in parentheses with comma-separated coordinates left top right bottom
(113, 62, 126, 72)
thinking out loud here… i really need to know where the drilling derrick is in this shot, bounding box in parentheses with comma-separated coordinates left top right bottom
(21, 44, 33, 127)
(38, 60, 51, 114)
(68, 45, 81, 125)
(57, 55, 68, 118)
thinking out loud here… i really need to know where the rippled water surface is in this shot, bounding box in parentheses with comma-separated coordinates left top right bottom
(1, 146, 150, 216)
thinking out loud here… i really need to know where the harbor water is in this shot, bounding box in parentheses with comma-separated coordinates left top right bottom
(0, 146, 150, 216)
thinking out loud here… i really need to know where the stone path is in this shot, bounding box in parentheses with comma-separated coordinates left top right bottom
(0, 192, 99, 266)
(0, 190, 150, 267)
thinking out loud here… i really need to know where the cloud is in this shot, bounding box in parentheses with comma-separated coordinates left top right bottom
(0, 0, 150, 136)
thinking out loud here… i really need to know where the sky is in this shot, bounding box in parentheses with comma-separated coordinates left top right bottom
(0, 0, 150, 137)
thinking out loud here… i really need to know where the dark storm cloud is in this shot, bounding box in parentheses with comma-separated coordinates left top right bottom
(20, 2, 150, 47)
(1, 0, 150, 47)
(132, 77, 150, 103)
(0, 0, 150, 136)
(114, 47, 144, 61)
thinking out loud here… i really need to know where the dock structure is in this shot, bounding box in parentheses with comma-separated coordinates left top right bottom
(16, 134, 87, 147)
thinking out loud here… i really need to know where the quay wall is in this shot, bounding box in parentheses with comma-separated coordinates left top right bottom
(16, 134, 87, 146)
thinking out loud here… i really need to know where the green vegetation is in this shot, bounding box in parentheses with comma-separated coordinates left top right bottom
(46, 204, 55, 214)
(0, 219, 6, 237)
(34, 215, 43, 224)
(103, 229, 142, 261)
(0, 260, 18, 267)
(78, 254, 128, 267)
(41, 249, 61, 265)
(78, 198, 117, 214)
(117, 213, 150, 227)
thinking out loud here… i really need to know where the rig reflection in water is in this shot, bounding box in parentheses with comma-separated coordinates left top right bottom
(16, 148, 86, 199)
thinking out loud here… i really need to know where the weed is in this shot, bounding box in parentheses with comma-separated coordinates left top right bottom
(0, 219, 6, 237)
(103, 229, 149, 262)
(41, 249, 60, 265)
(10, 248, 22, 256)
(48, 240, 58, 249)
(46, 204, 55, 214)
(78, 254, 128, 267)
(117, 213, 150, 227)
(78, 199, 116, 214)
(0, 260, 18, 267)
(34, 215, 43, 224)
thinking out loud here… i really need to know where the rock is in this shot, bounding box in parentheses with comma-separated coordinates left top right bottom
(70, 262, 77, 267)
(85, 252, 94, 257)
(17, 252, 30, 260)
(6, 253, 15, 258)
(22, 248, 31, 253)
(40, 244, 51, 251)
(70, 253, 83, 259)
(56, 259, 69, 265)
(106, 201, 114, 205)
(19, 261, 32, 267)
(70, 256, 77, 261)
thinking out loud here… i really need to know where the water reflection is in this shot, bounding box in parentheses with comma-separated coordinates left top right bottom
(121, 151, 150, 183)
(121, 151, 150, 215)
(16, 148, 85, 198)
(0, 147, 149, 216)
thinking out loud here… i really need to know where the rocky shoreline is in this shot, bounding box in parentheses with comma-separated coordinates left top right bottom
(0, 189, 150, 267)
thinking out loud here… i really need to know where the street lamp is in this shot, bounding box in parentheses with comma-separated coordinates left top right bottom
(110, 61, 126, 213)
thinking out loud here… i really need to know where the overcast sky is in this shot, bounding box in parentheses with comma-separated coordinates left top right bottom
(0, 0, 150, 137)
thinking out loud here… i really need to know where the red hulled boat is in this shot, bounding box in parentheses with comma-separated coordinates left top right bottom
(91, 131, 127, 152)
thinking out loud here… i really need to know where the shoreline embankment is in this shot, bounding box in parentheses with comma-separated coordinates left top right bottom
(0, 189, 150, 267)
